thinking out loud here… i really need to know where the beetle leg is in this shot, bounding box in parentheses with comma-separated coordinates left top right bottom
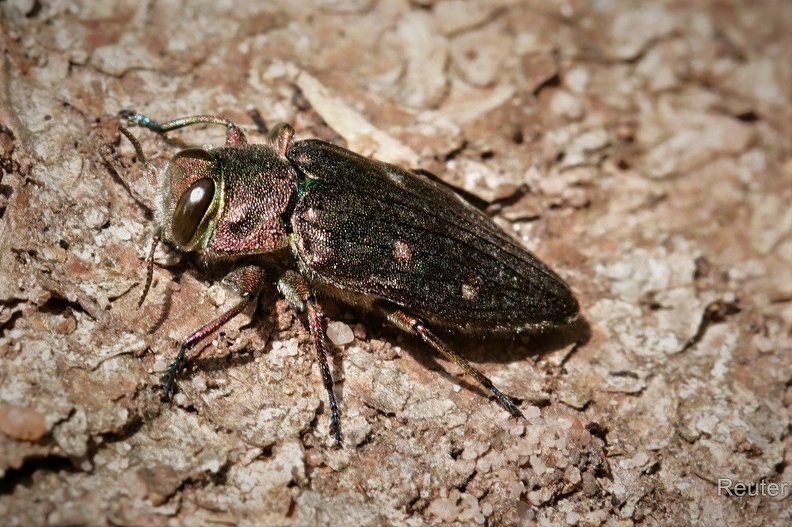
(386, 309, 525, 419)
(161, 266, 266, 397)
(278, 271, 342, 447)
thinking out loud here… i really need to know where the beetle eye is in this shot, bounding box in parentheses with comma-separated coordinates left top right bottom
(172, 178, 215, 246)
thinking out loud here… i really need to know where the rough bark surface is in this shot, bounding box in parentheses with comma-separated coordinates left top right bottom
(1, 1, 790, 525)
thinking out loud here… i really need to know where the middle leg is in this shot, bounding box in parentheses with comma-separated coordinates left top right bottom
(278, 271, 342, 447)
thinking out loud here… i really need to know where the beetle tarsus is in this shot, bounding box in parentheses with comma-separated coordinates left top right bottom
(329, 409, 342, 448)
(489, 386, 525, 419)
(161, 346, 186, 398)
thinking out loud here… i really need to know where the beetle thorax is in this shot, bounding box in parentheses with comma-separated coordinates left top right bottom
(203, 146, 297, 257)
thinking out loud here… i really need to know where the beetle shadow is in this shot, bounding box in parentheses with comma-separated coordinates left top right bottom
(182, 307, 272, 382)
(515, 316, 592, 363)
(138, 258, 195, 335)
(144, 279, 175, 334)
(369, 315, 591, 402)
(188, 347, 259, 378)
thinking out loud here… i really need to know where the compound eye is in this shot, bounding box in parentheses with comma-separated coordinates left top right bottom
(172, 178, 215, 246)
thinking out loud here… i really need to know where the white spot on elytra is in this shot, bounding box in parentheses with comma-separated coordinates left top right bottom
(462, 274, 483, 301)
(386, 169, 404, 186)
(461, 284, 477, 300)
(393, 239, 412, 264)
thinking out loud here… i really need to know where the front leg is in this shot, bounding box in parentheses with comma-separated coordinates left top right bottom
(161, 265, 266, 396)
(278, 270, 342, 447)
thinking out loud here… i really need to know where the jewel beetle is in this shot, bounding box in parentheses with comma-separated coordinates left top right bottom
(118, 109, 580, 447)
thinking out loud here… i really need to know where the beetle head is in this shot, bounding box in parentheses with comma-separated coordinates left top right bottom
(155, 147, 221, 252)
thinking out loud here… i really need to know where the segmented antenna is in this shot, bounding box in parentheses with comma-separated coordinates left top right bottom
(118, 124, 159, 308)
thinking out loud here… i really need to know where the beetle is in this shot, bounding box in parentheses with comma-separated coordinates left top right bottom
(118, 109, 580, 447)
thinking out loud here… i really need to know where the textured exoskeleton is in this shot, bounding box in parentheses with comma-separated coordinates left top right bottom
(119, 110, 579, 446)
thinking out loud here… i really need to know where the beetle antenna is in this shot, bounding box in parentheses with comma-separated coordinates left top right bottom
(118, 123, 162, 308)
(119, 109, 248, 147)
(138, 234, 160, 308)
(119, 124, 158, 187)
